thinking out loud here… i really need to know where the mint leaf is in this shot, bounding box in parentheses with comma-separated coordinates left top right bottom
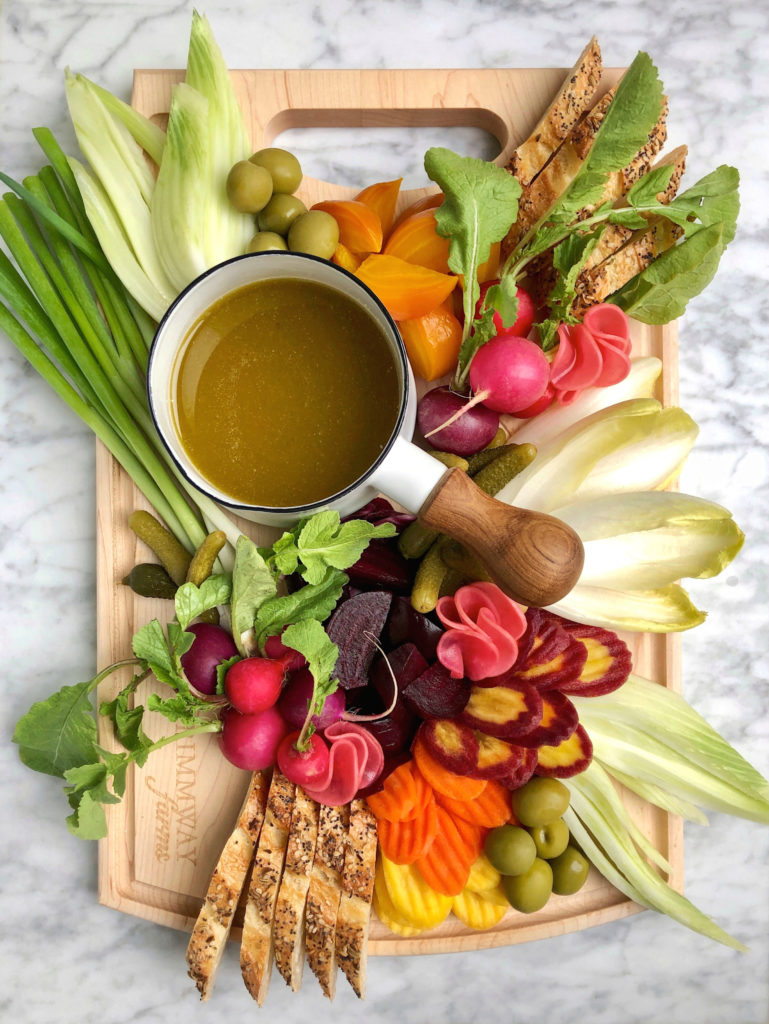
(254, 567, 348, 649)
(231, 535, 277, 655)
(174, 573, 232, 630)
(275, 511, 395, 585)
(215, 655, 241, 695)
(14, 679, 100, 778)
(609, 221, 724, 323)
(424, 146, 521, 385)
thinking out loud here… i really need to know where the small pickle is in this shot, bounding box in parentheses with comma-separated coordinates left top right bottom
(427, 449, 470, 471)
(486, 426, 508, 449)
(472, 443, 537, 496)
(128, 510, 191, 586)
(440, 540, 492, 583)
(466, 442, 517, 476)
(411, 540, 450, 613)
(121, 563, 177, 599)
(186, 530, 227, 585)
(398, 520, 441, 560)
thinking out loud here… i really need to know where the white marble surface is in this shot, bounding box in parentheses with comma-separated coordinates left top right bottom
(1, 1, 768, 1021)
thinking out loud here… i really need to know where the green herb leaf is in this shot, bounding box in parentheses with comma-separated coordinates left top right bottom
(626, 163, 676, 208)
(99, 690, 152, 757)
(254, 567, 348, 650)
(231, 535, 277, 655)
(536, 229, 602, 351)
(145, 692, 211, 726)
(424, 146, 521, 384)
(484, 276, 519, 329)
(215, 655, 241, 696)
(65, 786, 109, 840)
(609, 221, 725, 323)
(132, 619, 176, 683)
(13, 680, 99, 778)
(274, 511, 395, 585)
(608, 208, 652, 230)
(174, 573, 232, 630)
(282, 619, 340, 748)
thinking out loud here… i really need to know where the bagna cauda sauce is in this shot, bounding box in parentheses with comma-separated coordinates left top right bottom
(173, 278, 401, 507)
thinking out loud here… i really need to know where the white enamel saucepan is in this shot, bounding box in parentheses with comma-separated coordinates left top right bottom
(147, 252, 583, 607)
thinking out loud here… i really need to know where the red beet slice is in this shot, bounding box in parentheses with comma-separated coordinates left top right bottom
(402, 661, 471, 720)
(342, 497, 415, 531)
(358, 643, 425, 756)
(386, 596, 444, 661)
(326, 590, 393, 690)
(345, 539, 414, 593)
(514, 690, 578, 748)
(363, 700, 418, 755)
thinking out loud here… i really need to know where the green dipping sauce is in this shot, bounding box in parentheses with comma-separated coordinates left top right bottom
(174, 278, 401, 507)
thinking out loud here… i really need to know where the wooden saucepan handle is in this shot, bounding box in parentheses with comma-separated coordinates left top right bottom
(419, 468, 584, 608)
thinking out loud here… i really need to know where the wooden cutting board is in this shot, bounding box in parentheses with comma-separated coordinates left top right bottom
(95, 67, 682, 954)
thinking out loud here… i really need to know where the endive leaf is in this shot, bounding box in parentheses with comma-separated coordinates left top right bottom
(555, 491, 745, 589)
(509, 356, 662, 448)
(599, 764, 710, 825)
(548, 581, 706, 633)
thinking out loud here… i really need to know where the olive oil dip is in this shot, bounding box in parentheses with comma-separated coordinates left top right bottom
(174, 278, 401, 507)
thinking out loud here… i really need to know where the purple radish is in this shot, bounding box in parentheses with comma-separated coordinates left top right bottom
(278, 669, 346, 731)
(417, 386, 499, 455)
(180, 623, 238, 695)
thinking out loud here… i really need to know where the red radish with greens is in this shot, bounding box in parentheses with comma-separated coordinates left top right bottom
(263, 631, 307, 672)
(277, 731, 330, 787)
(278, 668, 346, 731)
(418, 385, 499, 455)
(180, 623, 238, 695)
(224, 657, 284, 714)
(468, 334, 550, 414)
(219, 705, 288, 770)
(475, 280, 536, 338)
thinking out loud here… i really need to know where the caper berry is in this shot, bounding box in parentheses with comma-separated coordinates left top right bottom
(512, 777, 570, 827)
(484, 825, 537, 877)
(550, 846, 590, 895)
(502, 857, 553, 914)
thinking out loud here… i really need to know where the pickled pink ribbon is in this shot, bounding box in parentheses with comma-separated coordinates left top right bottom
(435, 581, 527, 681)
(303, 721, 384, 806)
(551, 304, 633, 405)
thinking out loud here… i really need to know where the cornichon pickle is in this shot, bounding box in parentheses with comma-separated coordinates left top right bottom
(472, 443, 537, 496)
(186, 530, 227, 585)
(122, 563, 178, 599)
(398, 519, 441, 560)
(466, 442, 517, 475)
(128, 510, 191, 586)
(411, 540, 450, 613)
(486, 426, 507, 449)
(439, 540, 492, 583)
(427, 449, 470, 471)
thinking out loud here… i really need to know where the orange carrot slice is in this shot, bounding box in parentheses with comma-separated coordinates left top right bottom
(415, 805, 478, 896)
(413, 735, 487, 801)
(365, 760, 418, 821)
(378, 797, 439, 864)
(435, 780, 512, 829)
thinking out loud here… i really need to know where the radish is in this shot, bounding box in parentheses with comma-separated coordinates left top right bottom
(509, 380, 556, 419)
(219, 705, 288, 770)
(180, 622, 238, 695)
(263, 631, 307, 672)
(475, 280, 536, 338)
(468, 334, 550, 414)
(277, 731, 330, 787)
(224, 657, 284, 714)
(417, 385, 499, 455)
(278, 668, 346, 731)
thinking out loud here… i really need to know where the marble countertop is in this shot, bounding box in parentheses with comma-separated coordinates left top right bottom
(1, 1, 768, 1022)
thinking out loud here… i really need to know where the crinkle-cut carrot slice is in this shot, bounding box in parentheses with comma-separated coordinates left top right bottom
(413, 734, 487, 801)
(373, 858, 425, 936)
(435, 781, 512, 829)
(451, 813, 486, 862)
(415, 806, 478, 896)
(377, 797, 439, 865)
(452, 887, 509, 930)
(380, 853, 452, 929)
(365, 760, 418, 821)
(409, 762, 434, 820)
(465, 852, 501, 894)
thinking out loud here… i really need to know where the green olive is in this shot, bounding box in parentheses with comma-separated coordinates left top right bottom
(550, 846, 590, 895)
(249, 147, 302, 194)
(226, 160, 273, 213)
(512, 777, 570, 828)
(502, 857, 553, 914)
(483, 825, 537, 877)
(529, 818, 570, 860)
(246, 231, 289, 253)
(258, 193, 308, 235)
(287, 210, 339, 259)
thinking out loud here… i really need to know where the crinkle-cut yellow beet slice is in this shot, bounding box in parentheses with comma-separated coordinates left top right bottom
(381, 854, 452, 929)
(465, 852, 502, 894)
(452, 888, 509, 930)
(480, 883, 510, 908)
(374, 861, 425, 937)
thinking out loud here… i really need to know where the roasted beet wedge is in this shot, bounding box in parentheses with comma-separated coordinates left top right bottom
(460, 679, 543, 739)
(418, 718, 479, 775)
(359, 643, 427, 756)
(326, 590, 393, 689)
(345, 539, 414, 593)
(402, 661, 470, 720)
(536, 724, 593, 778)
(555, 622, 632, 697)
(386, 596, 444, 661)
(514, 690, 579, 748)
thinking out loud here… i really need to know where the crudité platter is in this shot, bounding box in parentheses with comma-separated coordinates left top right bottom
(7, 11, 764, 1009)
(94, 65, 682, 950)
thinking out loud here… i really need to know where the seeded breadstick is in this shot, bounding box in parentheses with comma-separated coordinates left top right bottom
(305, 802, 350, 999)
(335, 799, 377, 999)
(273, 786, 320, 991)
